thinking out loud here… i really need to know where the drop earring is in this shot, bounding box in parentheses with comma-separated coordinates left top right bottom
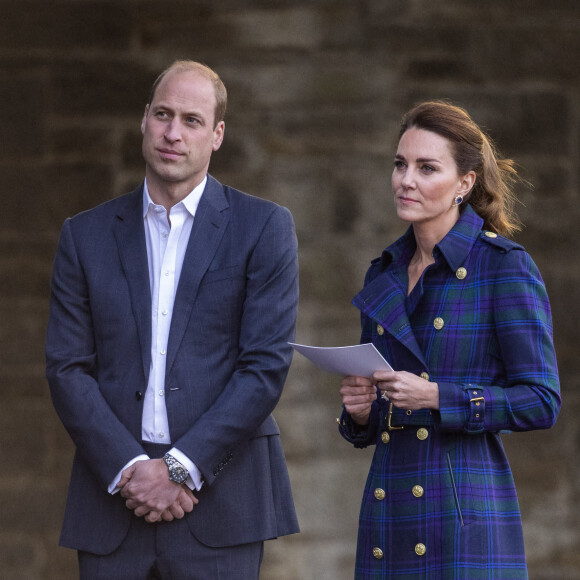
(453, 194, 464, 206)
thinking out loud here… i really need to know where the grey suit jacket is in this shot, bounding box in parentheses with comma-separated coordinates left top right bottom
(46, 175, 300, 554)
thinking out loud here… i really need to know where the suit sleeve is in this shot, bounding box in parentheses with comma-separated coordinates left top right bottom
(437, 248, 561, 433)
(172, 204, 299, 486)
(45, 219, 145, 488)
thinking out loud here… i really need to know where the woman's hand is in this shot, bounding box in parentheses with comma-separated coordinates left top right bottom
(373, 370, 439, 410)
(340, 375, 377, 425)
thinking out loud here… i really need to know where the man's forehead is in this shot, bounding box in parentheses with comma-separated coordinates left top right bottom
(152, 70, 215, 106)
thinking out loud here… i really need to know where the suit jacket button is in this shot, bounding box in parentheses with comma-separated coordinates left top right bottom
(135, 391, 143, 401)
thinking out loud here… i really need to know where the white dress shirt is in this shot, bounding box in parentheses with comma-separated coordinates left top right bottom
(109, 177, 206, 493)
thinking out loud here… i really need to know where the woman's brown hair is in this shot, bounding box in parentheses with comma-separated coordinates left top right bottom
(399, 101, 522, 237)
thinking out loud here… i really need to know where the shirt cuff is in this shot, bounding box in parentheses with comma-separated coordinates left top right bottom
(108, 454, 149, 494)
(169, 447, 204, 491)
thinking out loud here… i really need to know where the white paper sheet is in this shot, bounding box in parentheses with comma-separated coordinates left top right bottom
(289, 342, 393, 377)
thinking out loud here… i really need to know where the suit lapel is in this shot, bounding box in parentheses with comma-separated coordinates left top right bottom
(353, 270, 427, 368)
(113, 186, 152, 380)
(166, 177, 230, 374)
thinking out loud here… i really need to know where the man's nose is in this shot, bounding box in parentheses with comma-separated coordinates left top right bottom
(164, 119, 182, 142)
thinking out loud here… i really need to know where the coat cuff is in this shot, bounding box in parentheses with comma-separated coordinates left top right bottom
(338, 402, 380, 448)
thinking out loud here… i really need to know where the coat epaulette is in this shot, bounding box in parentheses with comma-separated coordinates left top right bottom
(480, 231, 524, 253)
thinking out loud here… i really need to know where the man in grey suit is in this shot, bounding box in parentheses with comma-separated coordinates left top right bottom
(46, 60, 299, 579)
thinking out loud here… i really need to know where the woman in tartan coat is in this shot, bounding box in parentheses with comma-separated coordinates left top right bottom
(338, 102, 560, 579)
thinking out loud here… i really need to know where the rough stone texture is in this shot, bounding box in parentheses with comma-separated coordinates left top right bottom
(1, 1, 579, 578)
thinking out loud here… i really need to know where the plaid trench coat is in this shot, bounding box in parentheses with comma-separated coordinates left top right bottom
(339, 205, 560, 579)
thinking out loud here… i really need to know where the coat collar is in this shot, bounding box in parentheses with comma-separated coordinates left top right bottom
(379, 204, 484, 273)
(166, 175, 230, 375)
(113, 184, 152, 380)
(352, 205, 484, 367)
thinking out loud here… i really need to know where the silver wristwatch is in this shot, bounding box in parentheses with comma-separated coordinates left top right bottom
(163, 453, 189, 484)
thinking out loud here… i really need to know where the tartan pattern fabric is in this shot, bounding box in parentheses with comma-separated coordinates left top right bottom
(339, 205, 560, 579)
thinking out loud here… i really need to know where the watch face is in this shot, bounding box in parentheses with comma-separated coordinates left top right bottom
(164, 455, 188, 483)
(171, 466, 188, 483)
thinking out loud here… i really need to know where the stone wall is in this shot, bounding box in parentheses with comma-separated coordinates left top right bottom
(1, 1, 578, 578)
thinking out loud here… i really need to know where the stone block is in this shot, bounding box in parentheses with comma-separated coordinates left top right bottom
(0, 299, 49, 370)
(0, 68, 49, 160)
(0, 2, 131, 51)
(49, 124, 115, 162)
(0, 533, 47, 580)
(3, 162, 114, 237)
(51, 61, 153, 117)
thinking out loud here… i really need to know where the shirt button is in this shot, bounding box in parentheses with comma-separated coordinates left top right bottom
(164, 270, 170, 276)
(162, 232, 168, 238)
(373, 547, 384, 560)
(158, 390, 164, 397)
(433, 317, 444, 330)
(160, 349, 166, 355)
(158, 432, 165, 438)
(415, 543, 426, 556)
(162, 310, 169, 316)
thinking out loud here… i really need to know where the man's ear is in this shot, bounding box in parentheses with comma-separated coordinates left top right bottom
(141, 105, 150, 134)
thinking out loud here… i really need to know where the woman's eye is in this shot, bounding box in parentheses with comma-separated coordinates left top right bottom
(394, 160, 405, 170)
(421, 164, 436, 173)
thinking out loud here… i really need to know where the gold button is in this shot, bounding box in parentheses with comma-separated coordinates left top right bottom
(373, 547, 384, 560)
(412, 485, 424, 498)
(381, 431, 391, 444)
(420, 371, 429, 381)
(377, 324, 384, 335)
(374, 488, 386, 500)
(484, 231, 497, 238)
(456, 267, 467, 280)
(433, 317, 444, 330)
(415, 543, 426, 556)
(417, 428, 428, 440)
(406, 409, 412, 416)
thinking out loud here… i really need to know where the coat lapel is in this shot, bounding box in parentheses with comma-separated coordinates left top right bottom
(353, 270, 427, 368)
(113, 185, 152, 381)
(166, 176, 230, 374)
